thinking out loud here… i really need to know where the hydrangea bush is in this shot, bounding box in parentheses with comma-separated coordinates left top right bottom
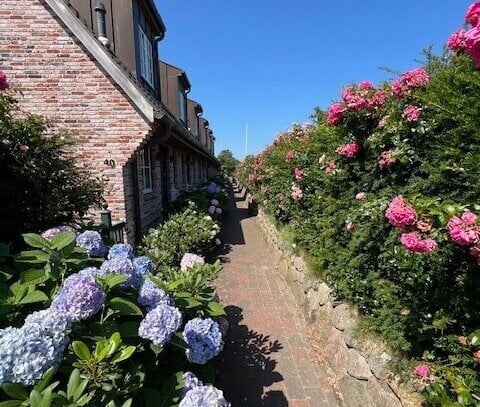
(237, 3, 480, 405)
(0, 210, 228, 404)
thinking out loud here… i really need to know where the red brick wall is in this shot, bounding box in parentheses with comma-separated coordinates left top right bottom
(0, 0, 156, 243)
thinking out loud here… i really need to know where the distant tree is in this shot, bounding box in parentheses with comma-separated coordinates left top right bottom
(217, 149, 239, 175)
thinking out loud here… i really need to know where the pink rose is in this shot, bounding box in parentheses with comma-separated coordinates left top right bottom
(378, 150, 395, 169)
(0, 71, 8, 91)
(327, 103, 345, 125)
(378, 116, 389, 129)
(465, 26, 480, 67)
(325, 160, 337, 174)
(386, 196, 417, 228)
(2, 138, 11, 146)
(415, 364, 430, 378)
(416, 219, 433, 233)
(19, 145, 30, 153)
(294, 168, 304, 180)
(447, 29, 467, 51)
(208, 205, 216, 216)
(462, 211, 477, 225)
(358, 81, 374, 90)
(403, 105, 422, 122)
(336, 143, 361, 158)
(318, 154, 326, 165)
(355, 192, 367, 200)
(401, 233, 438, 253)
(447, 214, 480, 245)
(285, 150, 295, 162)
(368, 90, 388, 108)
(215, 207, 222, 215)
(291, 185, 303, 201)
(277, 193, 284, 201)
(469, 245, 480, 258)
(466, 2, 480, 26)
(346, 222, 355, 233)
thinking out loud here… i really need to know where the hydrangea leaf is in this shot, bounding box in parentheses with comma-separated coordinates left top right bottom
(21, 234, 50, 249)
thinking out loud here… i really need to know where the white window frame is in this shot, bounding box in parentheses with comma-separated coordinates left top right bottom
(141, 146, 153, 194)
(138, 26, 154, 87)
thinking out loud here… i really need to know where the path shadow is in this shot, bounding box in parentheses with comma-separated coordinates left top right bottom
(216, 305, 287, 407)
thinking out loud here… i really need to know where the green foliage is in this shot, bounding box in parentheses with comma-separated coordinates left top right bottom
(217, 150, 239, 175)
(237, 52, 480, 405)
(141, 203, 220, 268)
(0, 92, 103, 248)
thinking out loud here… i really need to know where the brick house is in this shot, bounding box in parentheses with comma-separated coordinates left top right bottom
(0, 0, 218, 244)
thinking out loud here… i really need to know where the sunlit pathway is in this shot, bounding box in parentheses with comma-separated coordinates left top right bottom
(215, 184, 339, 407)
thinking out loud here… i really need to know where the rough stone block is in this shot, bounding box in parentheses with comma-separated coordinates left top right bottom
(367, 379, 402, 407)
(346, 348, 372, 380)
(303, 288, 321, 323)
(332, 303, 355, 331)
(369, 352, 392, 380)
(324, 327, 349, 376)
(338, 375, 373, 407)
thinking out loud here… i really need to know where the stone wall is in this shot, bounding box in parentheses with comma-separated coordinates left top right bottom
(255, 208, 423, 407)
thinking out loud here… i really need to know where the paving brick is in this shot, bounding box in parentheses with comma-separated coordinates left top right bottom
(215, 185, 339, 406)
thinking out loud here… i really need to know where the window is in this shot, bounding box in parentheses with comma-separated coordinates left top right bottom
(138, 26, 154, 87)
(178, 85, 186, 123)
(141, 146, 152, 193)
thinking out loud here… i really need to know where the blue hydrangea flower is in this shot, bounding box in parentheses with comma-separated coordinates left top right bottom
(180, 385, 230, 407)
(41, 225, 75, 240)
(207, 183, 221, 194)
(180, 253, 205, 272)
(133, 256, 154, 277)
(108, 243, 134, 260)
(138, 303, 182, 346)
(99, 257, 136, 288)
(137, 280, 172, 311)
(182, 372, 203, 397)
(51, 273, 105, 323)
(183, 318, 224, 365)
(0, 310, 70, 386)
(76, 231, 106, 257)
(78, 267, 102, 278)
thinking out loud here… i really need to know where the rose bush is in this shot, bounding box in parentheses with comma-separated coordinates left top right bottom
(236, 3, 480, 405)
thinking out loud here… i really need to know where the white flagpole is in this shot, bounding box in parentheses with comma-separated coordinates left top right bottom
(245, 123, 248, 157)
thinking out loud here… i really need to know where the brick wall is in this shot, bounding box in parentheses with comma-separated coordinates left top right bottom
(0, 0, 156, 243)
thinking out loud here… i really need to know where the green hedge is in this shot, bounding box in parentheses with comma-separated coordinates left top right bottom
(237, 51, 480, 406)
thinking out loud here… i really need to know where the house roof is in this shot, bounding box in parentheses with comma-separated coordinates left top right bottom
(160, 60, 192, 92)
(45, 0, 216, 162)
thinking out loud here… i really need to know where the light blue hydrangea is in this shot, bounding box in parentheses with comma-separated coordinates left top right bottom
(51, 273, 105, 323)
(108, 243, 134, 260)
(183, 318, 224, 365)
(78, 267, 102, 278)
(182, 372, 203, 397)
(180, 385, 230, 407)
(99, 257, 136, 288)
(180, 253, 205, 272)
(138, 303, 182, 346)
(207, 182, 221, 194)
(137, 280, 172, 311)
(133, 256, 154, 277)
(76, 231, 106, 257)
(41, 225, 75, 240)
(0, 310, 70, 386)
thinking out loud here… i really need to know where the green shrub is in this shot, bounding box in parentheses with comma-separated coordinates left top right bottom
(0, 87, 103, 248)
(141, 203, 220, 268)
(237, 52, 480, 405)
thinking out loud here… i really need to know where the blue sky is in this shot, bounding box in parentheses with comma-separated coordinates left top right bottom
(155, 1, 471, 159)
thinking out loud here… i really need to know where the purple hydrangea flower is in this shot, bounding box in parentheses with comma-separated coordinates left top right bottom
(0, 310, 70, 386)
(137, 280, 172, 311)
(180, 385, 230, 407)
(183, 318, 224, 365)
(41, 225, 75, 240)
(51, 273, 105, 323)
(76, 231, 106, 257)
(138, 303, 182, 346)
(78, 267, 102, 278)
(108, 243, 134, 260)
(99, 257, 136, 287)
(180, 253, 205, 272)
(182, 372, 203, 397)
(133, 256, 154, 277)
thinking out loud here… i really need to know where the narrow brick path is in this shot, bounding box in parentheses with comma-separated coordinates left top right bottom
(215, 185, 339, 407)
